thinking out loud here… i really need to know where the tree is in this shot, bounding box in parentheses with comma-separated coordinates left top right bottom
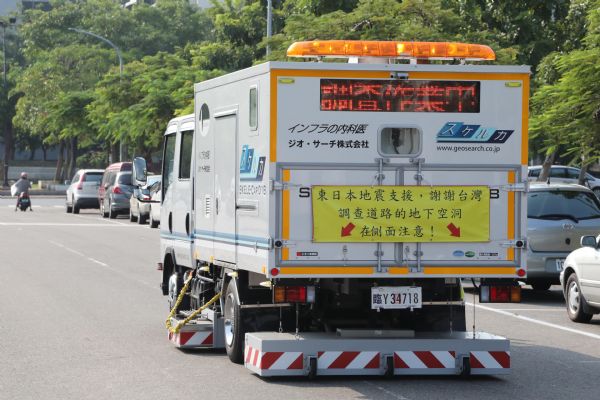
(530, 0, 600, 181)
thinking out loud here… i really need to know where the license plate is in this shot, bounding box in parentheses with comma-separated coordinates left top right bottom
(556, 259, 565, 271)
(371, 286, 422, 309)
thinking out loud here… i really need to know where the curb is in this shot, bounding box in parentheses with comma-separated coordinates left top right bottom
(0, 191, 66, 197)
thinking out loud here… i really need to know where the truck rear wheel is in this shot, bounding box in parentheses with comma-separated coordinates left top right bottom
(224, 282, 246, 363)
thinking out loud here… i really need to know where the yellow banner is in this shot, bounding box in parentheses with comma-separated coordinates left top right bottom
(312, 186, 489, 243)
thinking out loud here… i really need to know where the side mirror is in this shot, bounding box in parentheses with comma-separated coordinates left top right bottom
(132, 156, 147, 187)
(64, 180, 70, 185)
(581, 235, 597, 248)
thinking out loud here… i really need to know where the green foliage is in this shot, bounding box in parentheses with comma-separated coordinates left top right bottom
(530, 0, 600, 166)
(3, 0, 596, 169)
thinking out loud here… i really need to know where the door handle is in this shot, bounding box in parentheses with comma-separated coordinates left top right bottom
(215, 198, 219, 215)
(185, 213, 190, 236)
(168, 212, 173, 234)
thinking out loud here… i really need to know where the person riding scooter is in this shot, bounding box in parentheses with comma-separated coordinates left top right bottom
(13, 172, 33, 211)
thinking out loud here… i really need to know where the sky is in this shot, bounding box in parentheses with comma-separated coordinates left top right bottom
(0, 0, 18, 16)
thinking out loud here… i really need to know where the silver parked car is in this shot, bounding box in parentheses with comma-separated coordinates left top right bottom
(528, 165, 600, 196)
(527, 183, 600, 290)
(129, 175, 161, 224)
(560, 235, 600, 322)
(65, 169, 104, 214)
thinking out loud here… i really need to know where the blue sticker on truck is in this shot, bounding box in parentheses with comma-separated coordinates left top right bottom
(240, 145, 265, 181)
(437, 122, 514, 143)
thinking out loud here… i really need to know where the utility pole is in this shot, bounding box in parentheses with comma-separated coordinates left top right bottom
(68, 28, 125, 162)
(266, 0, 272, 57)
(1, 17, 16, 188)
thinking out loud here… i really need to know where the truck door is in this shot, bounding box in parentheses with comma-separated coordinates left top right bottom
(213, 111, 238, 264)
(171, 120, 194, 267)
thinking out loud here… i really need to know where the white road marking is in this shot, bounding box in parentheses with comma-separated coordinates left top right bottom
(466, 301, 600, 340)
(48, 240, 155, 290)
(88, 257, 108, 267)
(49, 240, 84, 256)
(0, 222, 136, 227)
(493, 308, 564, 312)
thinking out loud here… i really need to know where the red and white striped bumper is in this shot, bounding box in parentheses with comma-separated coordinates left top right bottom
(244, 332, 510, 377)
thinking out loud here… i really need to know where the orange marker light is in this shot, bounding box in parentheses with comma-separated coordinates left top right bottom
(286, 40, 495, 61)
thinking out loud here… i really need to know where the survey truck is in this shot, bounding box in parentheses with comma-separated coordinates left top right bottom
(133, 40, 529, 377)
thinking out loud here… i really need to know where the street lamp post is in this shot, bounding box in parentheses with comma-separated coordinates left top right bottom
(67, 28, 125, 162)
(1, 18, 16, 188)
(266, 0, 272, 57)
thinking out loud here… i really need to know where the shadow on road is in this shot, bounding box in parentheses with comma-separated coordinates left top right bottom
(253, 343, 600, 399)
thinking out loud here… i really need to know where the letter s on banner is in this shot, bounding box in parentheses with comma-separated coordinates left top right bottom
(299, 187, 311, 198)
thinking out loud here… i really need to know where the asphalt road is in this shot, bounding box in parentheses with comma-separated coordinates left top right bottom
(1, 197, 599, 400)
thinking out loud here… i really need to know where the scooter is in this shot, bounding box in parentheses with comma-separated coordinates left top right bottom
(16, 192, 32, 211)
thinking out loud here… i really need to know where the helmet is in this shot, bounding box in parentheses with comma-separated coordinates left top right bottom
(20, 172, 27, 179)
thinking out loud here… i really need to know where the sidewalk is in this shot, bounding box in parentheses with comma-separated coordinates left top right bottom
(0, 188, 66, 197)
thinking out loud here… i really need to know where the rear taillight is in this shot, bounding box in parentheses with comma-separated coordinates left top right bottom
(274, 285, 315, 304)
(143, 195, 151, 200)
(480, 283, 521, 303)
(113, 186, 123, 194)
(76, 183, 83, 190)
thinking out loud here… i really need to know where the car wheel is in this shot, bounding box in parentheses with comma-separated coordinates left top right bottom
(73, 198, 80, 214)
(531, 281, 551, 291)
(109, 202, 117, 219)
(224, 281, 246, 364)
(566, 274, 593, 323)
(129, 209, 137, 222)
(101, 200, 108, 218)
(138, 213, 147, 224)
(150, 216, 159, 228)
(66, 197, 72, 213)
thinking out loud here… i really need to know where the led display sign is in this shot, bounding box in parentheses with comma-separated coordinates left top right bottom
(320, 79, 480, 113)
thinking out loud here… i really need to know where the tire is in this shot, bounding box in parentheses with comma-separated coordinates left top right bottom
(167, 271, 190, 312)
(101, 200, 108, 218)
(224, 281, 246, 363)
(566, 274, 593, 323)
(129, 209, 137, 222)
(109, 202, 117, 219)
(138, 213, 147, 224)
(150, 216, 159, 228)
(73, 198, 80, 214)
(66, 197, 72, 214)
(531, 281, 552, 291)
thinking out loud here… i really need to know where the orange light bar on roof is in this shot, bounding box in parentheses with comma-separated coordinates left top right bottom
(286, 40, 495, 61)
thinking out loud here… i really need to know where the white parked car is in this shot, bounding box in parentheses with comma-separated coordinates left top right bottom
(528, 165, 600, 196)
(148, 180, 161, 228)
(129, 174, 161, 224)
(65, 169, 104, 214)
(560, 236, 600, 323)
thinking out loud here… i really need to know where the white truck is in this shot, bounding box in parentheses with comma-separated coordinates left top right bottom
(133, 40, 529, 377)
